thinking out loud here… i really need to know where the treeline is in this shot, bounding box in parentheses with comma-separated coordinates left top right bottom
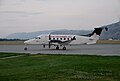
(0, 38, 27, 41)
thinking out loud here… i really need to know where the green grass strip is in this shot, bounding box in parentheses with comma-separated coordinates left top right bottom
(0, 53, 120, 81)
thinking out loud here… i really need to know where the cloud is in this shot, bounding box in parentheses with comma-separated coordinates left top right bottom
(36, 0, 48, 1)
(0, 11, 44, 16)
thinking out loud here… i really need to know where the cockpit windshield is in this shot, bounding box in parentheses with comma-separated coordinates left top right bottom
(35, 37, 41, 39)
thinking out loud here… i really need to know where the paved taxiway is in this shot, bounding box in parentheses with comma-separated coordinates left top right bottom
(0, 44, 120, 56)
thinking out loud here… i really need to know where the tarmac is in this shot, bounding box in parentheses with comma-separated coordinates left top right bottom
(0, 44, 120, 56)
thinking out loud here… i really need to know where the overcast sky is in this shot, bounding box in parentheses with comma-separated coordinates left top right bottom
(0, 0, 120, 37)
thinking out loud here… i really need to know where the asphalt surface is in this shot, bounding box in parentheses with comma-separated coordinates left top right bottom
(0, 44, 120, 56)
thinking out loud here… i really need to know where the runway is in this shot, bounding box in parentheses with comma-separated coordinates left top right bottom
(0, 44, 120, 56)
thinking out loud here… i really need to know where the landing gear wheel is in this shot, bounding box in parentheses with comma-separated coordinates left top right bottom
(63, 46, 66, 50)
(43, 45, 45, 48)
(56, 46, 59, 50)
(24, 47, 27, 51)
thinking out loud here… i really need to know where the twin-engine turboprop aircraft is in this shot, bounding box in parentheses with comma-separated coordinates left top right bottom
(24, 27, 108, 50)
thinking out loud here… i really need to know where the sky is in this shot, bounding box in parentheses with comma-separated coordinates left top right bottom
(0, 0, 120, 37)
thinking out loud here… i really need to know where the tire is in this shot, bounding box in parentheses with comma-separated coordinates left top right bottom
(56, 46, 59, 50)
(63, 47, 66, 50)
(24, 47, 27, 51)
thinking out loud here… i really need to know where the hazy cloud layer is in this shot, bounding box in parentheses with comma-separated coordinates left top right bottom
(0, 11, 44, 16)
(0, 0, 120, 37)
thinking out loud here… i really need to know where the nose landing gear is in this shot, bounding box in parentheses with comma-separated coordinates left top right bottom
(24, 44, 27, 51)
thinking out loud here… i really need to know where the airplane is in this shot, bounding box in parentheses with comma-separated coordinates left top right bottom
(24, 27, 108, 50)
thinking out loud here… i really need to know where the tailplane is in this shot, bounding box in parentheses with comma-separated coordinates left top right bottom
(83, 27, 108, 39)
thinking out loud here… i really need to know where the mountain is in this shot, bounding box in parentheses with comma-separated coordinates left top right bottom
(100, 21, 120, 40)
(6, 21, 120, 40)
(6, 30, 52, 39)
(6, 30, 91, 39)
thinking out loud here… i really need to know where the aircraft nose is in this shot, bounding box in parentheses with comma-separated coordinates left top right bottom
(24, 39, 36, 44)
(24, 40, 29, 44)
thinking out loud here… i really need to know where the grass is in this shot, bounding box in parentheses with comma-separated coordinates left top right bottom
(0, 53, 120, 81)
(0, 52, 27, 58)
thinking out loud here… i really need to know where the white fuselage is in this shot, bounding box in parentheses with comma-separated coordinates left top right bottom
(24, 34, 98, 45)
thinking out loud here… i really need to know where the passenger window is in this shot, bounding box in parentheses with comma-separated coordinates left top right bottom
(64, 38, 66, 40)
(35, 37, 40, 39)
(60, 38, 62, 40)
(67, 38, 69, 40)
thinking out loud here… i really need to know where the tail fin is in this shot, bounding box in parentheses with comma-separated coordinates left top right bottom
(84, 27, 107, 39)
(82, 27, 108, 40)
(89, 27, 108, 37)
(85, 27, 108, 44)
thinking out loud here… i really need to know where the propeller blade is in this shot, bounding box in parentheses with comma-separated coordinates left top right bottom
(72, 36, 76, 40)
(49, 34, 51, 48)
(49, 34, 51, 40)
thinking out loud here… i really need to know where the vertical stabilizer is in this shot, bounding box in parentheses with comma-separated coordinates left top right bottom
(84, 27, 108, 44)
(88, 27, 108, 39)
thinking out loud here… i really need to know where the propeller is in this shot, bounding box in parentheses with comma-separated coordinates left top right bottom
(72, 36, 76, 40)
(48, 34, 51, 48)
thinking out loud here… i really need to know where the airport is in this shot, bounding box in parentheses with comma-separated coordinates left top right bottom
(0, 44, 120, 56)
(0, 24, 120, 81)
(0, 41, 120, 81)
(0, 32, 120, 81)
(0, 0, 120, 81)
(0, 26, 120, 81)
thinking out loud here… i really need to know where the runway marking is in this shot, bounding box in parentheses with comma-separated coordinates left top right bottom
(0, 55, 25, 60)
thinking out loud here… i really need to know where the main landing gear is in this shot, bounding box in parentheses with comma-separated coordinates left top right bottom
(56, 46, 59, 50)
(62, 46, 66, 50)
(24, 47, 27, 51)
(56, 46, 66, 50)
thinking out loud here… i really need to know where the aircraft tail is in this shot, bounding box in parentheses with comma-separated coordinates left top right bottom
(83, 27, 108, 38)
(83, 27, 108, 44)
(90, 27, 108, 39)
